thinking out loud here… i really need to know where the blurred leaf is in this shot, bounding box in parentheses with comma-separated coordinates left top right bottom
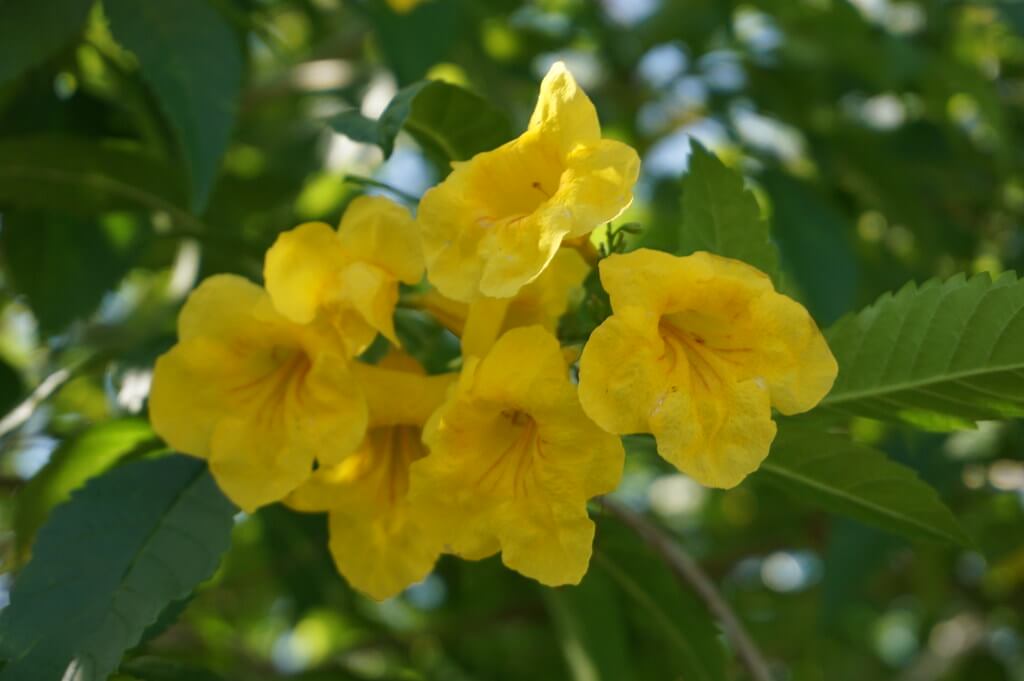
(105, 0, 242, 210)
(12, 418, 155, 564)
(594, 519, 726, 681)
(761, 170, 857, 324)
(543, 570, 633, 681)
(821, 271, 1024, 429)
(0, 0, 93, 85)
(677, 142, 779, 281)
(329, 80, 513, 168)
(759, 423, 970, 546)
(0, 135, 187, 214)
(368, 0, 458, 85)
(120, 657, 225, 681)
(0, 210, 145, 334)
(0, 455, 236, 681)
(0, 358, 24, 415)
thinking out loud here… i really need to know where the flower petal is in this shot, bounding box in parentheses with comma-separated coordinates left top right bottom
(528, 61, 601, 152)
(264, 222, 347, 325)
(337, 195, 424, 284)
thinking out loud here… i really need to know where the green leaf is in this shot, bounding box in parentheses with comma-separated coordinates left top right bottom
(760, 170, 858, 324)
(543, 569, 633, 681)
(0, 135, 188, 215)
(367, 0, 457, 85)
(120, 657, 226, 681)
(12, 418, 156, 564)
(105, 0, 243, 210)
(0, 455, 236, 681)
(329, 80, 514, 168)
(678, 142, 780, 280)
(594, 519, 726, 681)
(0, 0, 94, 85)
(0, 210, 147, 334)
(758, 423, 971, 547)
(820, 271, 1024, 429)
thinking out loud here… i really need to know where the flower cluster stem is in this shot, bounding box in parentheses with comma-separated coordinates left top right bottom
(600, 496, 775, 681)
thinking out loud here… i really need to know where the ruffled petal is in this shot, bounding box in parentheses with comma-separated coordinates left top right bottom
(337, 195, 424, 284)
(264, 222, 347, 325)
(528, 61, 601, 152)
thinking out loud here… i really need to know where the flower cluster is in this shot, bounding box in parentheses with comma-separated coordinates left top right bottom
(149, 63, 837, 600)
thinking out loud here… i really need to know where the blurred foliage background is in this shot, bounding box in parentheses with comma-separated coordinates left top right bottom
(1, 0, 1024, 679)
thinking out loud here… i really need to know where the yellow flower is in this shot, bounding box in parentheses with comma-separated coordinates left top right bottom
(149, 275, 368, 512)
(287, 353, 455, 600)
(408, 326, 624, 586)
(264, 195, 424, 356)
(578, 249, 838, 489)
(414, 248, 591, 337)
(418, 62, 640, 302)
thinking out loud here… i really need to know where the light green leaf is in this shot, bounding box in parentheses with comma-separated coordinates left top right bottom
(679, 141, 779, 281)
(0, 456, 236, 681)
(105, 0, 243, 210)
(12, 418, 156, 564)
(329, 80, 513, 169)
(0, 0, 94, 85)
(759, 423, 970, 546)
(543, 569, 633, 681)
(820, 271, 1024, 430)
(594, 519, 726, 681)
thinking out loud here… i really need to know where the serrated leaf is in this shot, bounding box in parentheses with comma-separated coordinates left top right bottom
(0, 456, 236, 681)
(820, 271, 1024, 429)
(0, 0, 94, 85)
(679, 142, 779, 281)
(0, 135, 187, 214)
(329, 80, 513, 168)
(543, 569, 633, 681)
(758, 423, 970, 547)
(105, 0, 242, 210)
(12, 418, 156, 564)
(594, 518, 726, 681)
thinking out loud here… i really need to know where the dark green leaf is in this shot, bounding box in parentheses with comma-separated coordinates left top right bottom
(329, 80, 513, 167)
(594, 518, 726, 681)
(0, 455, 236, 681)
(0, 210, 147, 334)
(105, 0, 243, 210)
(543, 569, 633, 681)
(0, 135, 187, 215)
(761, 170, 858, 324)
(758, 423, 971, 546)
(821, 271, 1024, 430)
(120, 656, 226, 681)
(0, 0, 94, 85)
(679, 142, 780, 280)
(0, 358, 24, 415)
(368, 0, 457, 85)
(12, 418, 155, 564)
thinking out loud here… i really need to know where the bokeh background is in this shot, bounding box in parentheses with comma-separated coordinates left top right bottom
(1, 0, 1024, 679)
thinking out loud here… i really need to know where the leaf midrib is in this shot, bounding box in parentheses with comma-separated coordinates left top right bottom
(759, 460, 964, 545)
(821, 359, 1024, 409)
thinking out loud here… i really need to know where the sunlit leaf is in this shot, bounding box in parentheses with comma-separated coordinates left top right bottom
(678, 142, 780, 281)
(820, 271, 1024, 429)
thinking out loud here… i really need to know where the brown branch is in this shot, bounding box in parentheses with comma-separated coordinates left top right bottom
(600, 497, 775, 681)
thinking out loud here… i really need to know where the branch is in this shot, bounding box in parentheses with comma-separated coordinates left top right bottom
(0, 367, 73, 440)
(600, 497, 775, 681)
